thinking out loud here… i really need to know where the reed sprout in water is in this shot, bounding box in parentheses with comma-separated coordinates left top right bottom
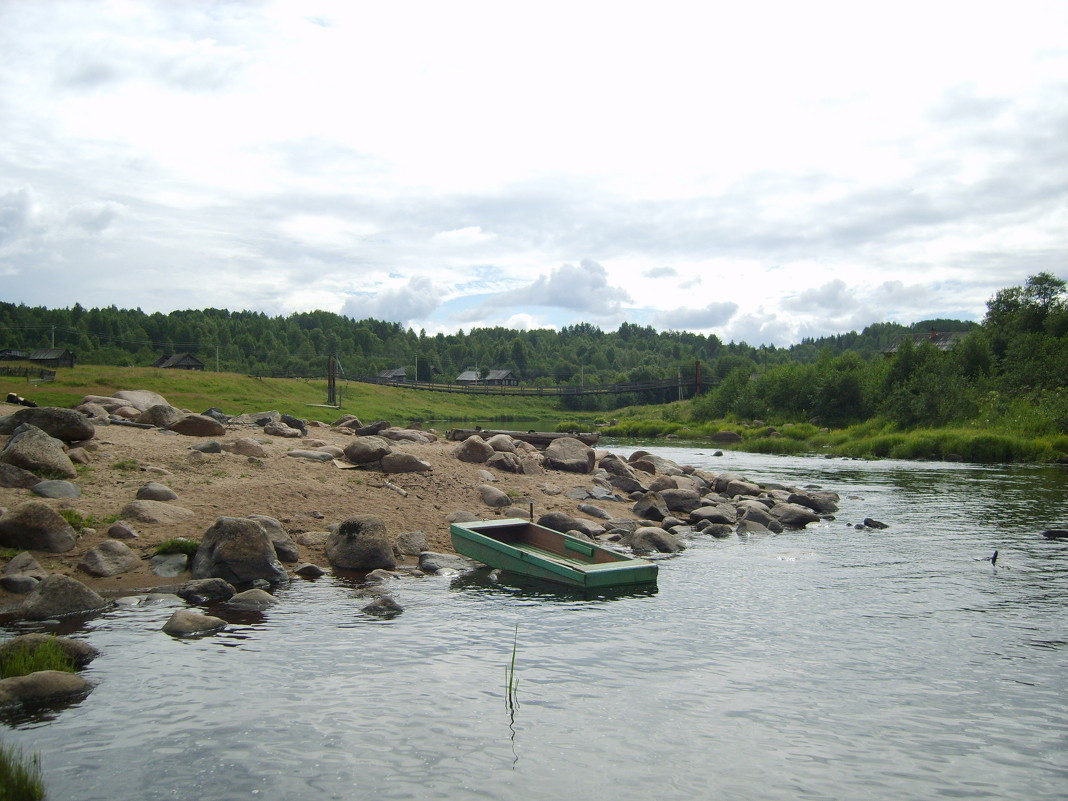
(505, 624, 519, 710)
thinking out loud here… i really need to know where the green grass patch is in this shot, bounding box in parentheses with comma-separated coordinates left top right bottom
(110, 459, 139, 472)
(0, 740, 45, 801)
(153, 538, 200, 557)
(56, 509, 117, 532)
(0, 637, 76, 679)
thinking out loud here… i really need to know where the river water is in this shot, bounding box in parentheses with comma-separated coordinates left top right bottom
(2, 446, 1067, 801)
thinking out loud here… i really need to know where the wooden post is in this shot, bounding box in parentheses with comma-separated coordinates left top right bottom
(327, 353, 337, 406)
(694, 360, 703, 394)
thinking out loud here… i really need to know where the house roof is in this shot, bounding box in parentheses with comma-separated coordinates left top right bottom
(29, 348, 72, 360)
(153, 352, 204, 368)
(884, 331, 966, 353)
(484, 370, 517, 380)
(378, 367, 407, 379)
(456, 370, 481, 382)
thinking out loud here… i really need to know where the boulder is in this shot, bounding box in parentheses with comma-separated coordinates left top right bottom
(294, 563, 326, 577)
(332, 414, 362, 430)
(486, 451, 521, 473)
(136, 481, 178, 501)
(769, 502, 821, 529)
(162, 609, 227, 636)
(485, 434, 517, 453)
(737, 518, 775, 535)
(393, 530, 429, 556)
(362, 595, 403, 616)
(325, 515, 396, 570)
(355, 420, 391, 436)
(418, 551, 481, 573)
(19, 574, 111, 619)
(381, 452, 432, 473)
(0, 633, 99, 668)
(225, 588, 278, 611)
(247, 514, 300, 562)
(136, 404, 186, 428)
(725, 479, 762, 498)
(478, 484, 512, 508)
(150, 553, 188, 577)
(31, 480, 81, 499)
(625, 526, 685, 554)
(632, 491, 670, 522)
(107, 521, 139, 539)
(168, 414, 227, 437)
(577, 502, 612, 520)
(78, 540, 142, 577)
(0, 461, 42, 489)
(264, 421, 303, 438)
(343, 436, 392, 465)
(543, 437, 595, 473)
(738, 505, 784, 533)
(788, 491, 839, 514)
(2, 551, 47, 581)
(658, 488, 702, 514)
(0, 423, 77, 478)
(120, 500, 196, 525)
(0, 406, 96, 443)
(190, 517, 289, 584)
(379, 428, 432, 443)
(0, 671, 93, 707)
(453, 435, 494, 464)
(690, 505, 736, 525)
(113, 389, 170, 411)
(222, 437, 269, 458)
(174, 577, 236, 603)
(286, 449, 335, 462)
(0, 500, 78, 552)
(190, 440, 223, 454)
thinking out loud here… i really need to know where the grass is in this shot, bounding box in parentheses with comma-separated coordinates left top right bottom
(0, 741, 45, 801)
(57, 509, 118, 532)
(153, 538, 200, 558)
(0, 637, 76, 680)
(506, 624, 520, 712)
(7, 363, 568, 427)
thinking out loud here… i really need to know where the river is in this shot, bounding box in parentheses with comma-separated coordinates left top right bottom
(2, 446, 1066, 800)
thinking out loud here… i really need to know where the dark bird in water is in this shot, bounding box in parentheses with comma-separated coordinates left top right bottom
(991, 550, 999, 566)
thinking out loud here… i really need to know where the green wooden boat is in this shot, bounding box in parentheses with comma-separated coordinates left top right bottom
(450, 518, 658, 589)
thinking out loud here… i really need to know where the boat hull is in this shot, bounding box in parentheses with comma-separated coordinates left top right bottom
(450, 518, 658, 589)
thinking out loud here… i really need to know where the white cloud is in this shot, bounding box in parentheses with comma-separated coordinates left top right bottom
(0, 0, 1064, 344)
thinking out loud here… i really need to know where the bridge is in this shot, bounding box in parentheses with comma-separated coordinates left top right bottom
(348, 374, 709, 397)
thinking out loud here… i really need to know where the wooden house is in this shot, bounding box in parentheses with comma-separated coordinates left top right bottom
(152, 353, 205, 370)
(483, 369, 519, 386)
(29, 348, 75, 368)
(378, 367, 408, 381)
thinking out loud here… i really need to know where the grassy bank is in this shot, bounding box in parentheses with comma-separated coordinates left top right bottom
(598, 401, 1068, 464)
(2, 364, 572, 427)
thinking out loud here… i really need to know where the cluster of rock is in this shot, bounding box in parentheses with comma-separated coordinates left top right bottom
(0, 392, 851, 713)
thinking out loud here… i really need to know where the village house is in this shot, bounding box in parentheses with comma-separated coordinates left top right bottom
(151, 353, 205, 371)
(29, 348, 75, 368)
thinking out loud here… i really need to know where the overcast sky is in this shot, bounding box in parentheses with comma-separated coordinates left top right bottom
(1, 1, 1065, 346)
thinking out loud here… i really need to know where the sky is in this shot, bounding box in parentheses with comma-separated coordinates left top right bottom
(1, 0, 1065, 347)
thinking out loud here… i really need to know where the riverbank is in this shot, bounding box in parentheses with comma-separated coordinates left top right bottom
(0, 400, 623, 604)
(602, 408, 1068, 463)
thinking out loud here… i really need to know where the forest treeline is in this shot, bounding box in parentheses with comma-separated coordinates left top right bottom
(1, 273, 1065, 431)
(691, 272, 1068, 435)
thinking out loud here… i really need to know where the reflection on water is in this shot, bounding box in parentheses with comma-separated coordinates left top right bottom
(2, 447, 1067, 800)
